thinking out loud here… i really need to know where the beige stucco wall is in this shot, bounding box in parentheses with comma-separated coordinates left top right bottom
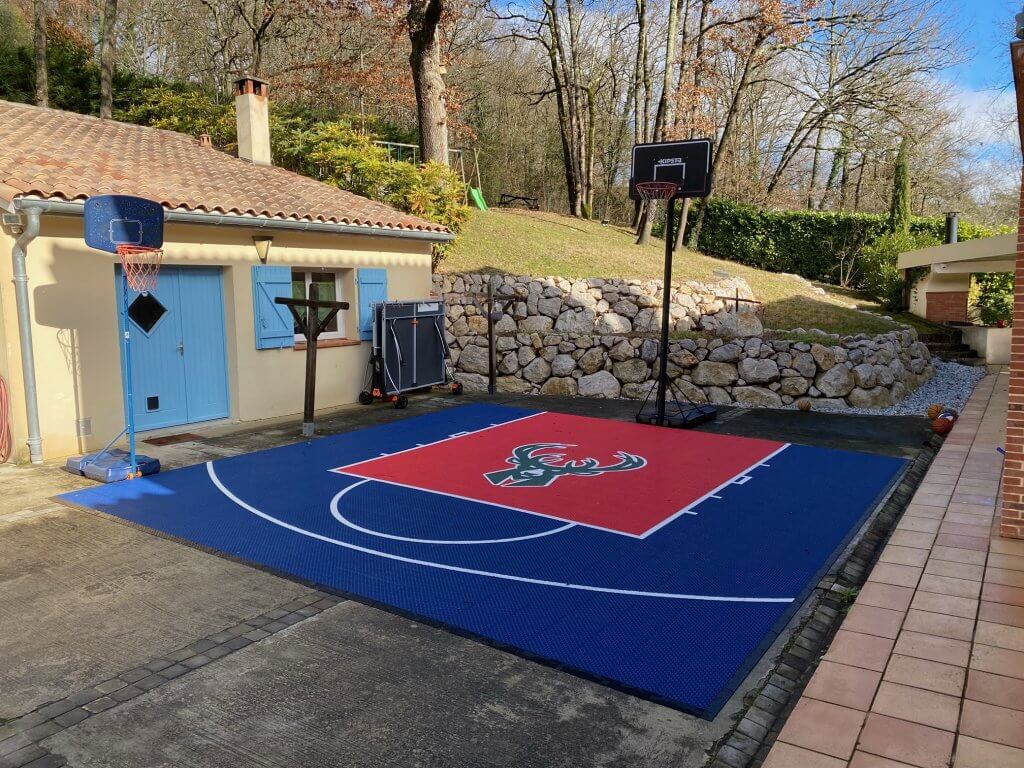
(960, 326, 1012, 365)
(909, 270, 971, 319)
(0, 214, 433, 463)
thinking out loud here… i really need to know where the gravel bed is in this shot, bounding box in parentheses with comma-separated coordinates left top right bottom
(808, 360, 986, 417)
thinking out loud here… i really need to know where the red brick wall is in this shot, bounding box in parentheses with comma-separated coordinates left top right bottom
(925, 291, 969, 324)
(1001, 166, 1024, 539)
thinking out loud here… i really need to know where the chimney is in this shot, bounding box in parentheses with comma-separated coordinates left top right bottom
(198, 133, 212, 147)
(234, 76, 271, 165)
(944, 211, 959, 244)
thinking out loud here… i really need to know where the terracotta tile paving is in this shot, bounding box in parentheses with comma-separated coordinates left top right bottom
(964, 669, 1024, 711)
(763, 373, 1024, 768)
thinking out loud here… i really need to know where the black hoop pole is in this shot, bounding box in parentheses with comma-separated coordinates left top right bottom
(655, 196, 677, 425)
(487, 279, 496, 395)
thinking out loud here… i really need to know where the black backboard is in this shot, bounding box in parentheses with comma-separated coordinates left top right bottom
(629, 139, 713, 200)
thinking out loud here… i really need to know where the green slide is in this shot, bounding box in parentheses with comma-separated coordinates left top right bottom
(469, 187, 489, 211)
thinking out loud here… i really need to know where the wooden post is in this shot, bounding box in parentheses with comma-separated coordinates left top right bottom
(275, 293, 349, 437)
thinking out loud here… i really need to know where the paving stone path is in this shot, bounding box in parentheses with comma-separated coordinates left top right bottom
(763, 371, 1024, 768)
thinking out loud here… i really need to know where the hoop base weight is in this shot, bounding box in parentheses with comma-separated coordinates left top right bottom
(636, 403, 717, 429)
(66, 449, 160, 482)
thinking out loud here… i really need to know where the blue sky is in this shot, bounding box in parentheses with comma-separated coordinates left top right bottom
(944, 0, 1015, 90)
(938, 0, 1019, 170)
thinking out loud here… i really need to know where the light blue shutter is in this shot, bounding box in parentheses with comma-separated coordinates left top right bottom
(252, 265, 295, 349)
(357, 268, 388, 341)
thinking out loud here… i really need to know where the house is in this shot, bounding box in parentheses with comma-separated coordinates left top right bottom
(897, 233, 1014, 364)
(0, 78, 453, 464)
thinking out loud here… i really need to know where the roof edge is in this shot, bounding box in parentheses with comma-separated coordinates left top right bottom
(897, 233, 1015, 269)
(13, 198, 455, 244)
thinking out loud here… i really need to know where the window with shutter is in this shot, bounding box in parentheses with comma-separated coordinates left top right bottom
(252, 265, 295, 349)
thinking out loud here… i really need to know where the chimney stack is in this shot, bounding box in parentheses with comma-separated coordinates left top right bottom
(234, 76, 271, 165)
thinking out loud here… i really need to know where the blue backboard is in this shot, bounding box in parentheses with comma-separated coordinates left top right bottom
(84, 195, 164, 253)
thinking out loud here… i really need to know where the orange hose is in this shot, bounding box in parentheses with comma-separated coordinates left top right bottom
(0, 374, 11, 463)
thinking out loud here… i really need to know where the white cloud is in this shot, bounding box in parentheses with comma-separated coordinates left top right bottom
(945, 81, 1017, 148)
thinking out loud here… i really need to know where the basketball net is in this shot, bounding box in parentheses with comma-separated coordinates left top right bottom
(634, 181, 679, 201)
(117, 244, 164, 294)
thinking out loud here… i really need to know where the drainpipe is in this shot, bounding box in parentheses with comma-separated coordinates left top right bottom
(11, 206, 43, 463)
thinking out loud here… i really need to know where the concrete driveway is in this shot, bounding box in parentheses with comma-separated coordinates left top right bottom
(0, 395, 931, 768)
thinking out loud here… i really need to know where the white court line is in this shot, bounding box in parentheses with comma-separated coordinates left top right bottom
(329, 479, 577, 545)
(330, 411, 545, 473)
(206, 462, 793, 604)
(639, 443, 792, 539)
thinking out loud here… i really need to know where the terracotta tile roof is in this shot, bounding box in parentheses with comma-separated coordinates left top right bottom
(0, 100, 449, 235)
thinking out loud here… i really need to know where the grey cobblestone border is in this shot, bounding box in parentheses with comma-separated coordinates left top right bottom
(0, 591, 343, 768)
(706, 436, 941, 768)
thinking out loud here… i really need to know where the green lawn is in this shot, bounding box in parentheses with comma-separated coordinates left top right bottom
(442, 209, 902, 336)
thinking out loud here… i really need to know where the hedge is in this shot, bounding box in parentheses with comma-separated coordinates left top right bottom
(683, 199, 1000, 285)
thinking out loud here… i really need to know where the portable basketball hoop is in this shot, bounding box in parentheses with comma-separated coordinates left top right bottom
(116, 244, 164, 295)
(630, 140, 716, 429)
(65, 195, 166, 482)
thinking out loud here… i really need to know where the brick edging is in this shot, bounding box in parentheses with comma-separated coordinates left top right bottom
(706, 437, 941, 768)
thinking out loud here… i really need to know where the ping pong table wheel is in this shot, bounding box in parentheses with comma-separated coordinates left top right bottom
(395, 395, 409, 409)
(452, 382, 464, 396)
(358, 390, 374, 405)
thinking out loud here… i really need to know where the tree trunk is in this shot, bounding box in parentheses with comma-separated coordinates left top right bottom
(853, 152, 867, 212)
(33, 0, 47, 107)
(651, 0, 682, 140)
(99, 0, 117, 119)
(407, 0, 449, 165)
(689, 32, 760, 248)
(806, 122, 825, 208)
(674, 197, 691, 251)
(636, 200, 656, 245)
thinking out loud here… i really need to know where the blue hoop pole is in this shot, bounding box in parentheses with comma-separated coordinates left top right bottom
(121, 271, 138, 477)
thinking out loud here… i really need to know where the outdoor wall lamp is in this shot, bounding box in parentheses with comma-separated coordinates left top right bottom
(253, 235, 273, 263)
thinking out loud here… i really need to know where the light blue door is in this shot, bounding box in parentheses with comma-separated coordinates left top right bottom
(117, 267, 229, 431)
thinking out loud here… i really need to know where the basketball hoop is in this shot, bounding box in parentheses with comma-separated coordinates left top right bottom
(117, 244, 164, 294)
(634, 181, 679, 201)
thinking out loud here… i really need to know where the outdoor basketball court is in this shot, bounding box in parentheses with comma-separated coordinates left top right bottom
(61, 403, 906, 717)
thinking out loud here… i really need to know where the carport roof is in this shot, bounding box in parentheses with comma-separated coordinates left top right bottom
(0, 100, 450, 237)
(897, 234, 1015, 270)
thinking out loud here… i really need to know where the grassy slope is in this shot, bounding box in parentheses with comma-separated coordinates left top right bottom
(442, 209, 902, 337)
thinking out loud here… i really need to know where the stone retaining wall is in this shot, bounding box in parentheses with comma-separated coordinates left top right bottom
(435, 273, 935, 409)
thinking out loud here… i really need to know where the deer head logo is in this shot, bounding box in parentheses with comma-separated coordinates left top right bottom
(484, 443, 647, 488)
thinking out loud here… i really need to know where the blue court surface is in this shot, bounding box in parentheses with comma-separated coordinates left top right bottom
(61, 404, 906, 717)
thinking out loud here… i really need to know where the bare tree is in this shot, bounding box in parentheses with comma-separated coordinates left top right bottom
(408, 0, 450, 164)
(33, 0, 47, 107)
(100, 0, 118, 118)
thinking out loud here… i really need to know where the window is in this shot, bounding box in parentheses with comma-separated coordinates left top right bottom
(291, 269, 347, 340)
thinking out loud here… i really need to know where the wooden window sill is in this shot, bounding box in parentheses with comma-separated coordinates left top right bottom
(294, 338, 363, 351)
